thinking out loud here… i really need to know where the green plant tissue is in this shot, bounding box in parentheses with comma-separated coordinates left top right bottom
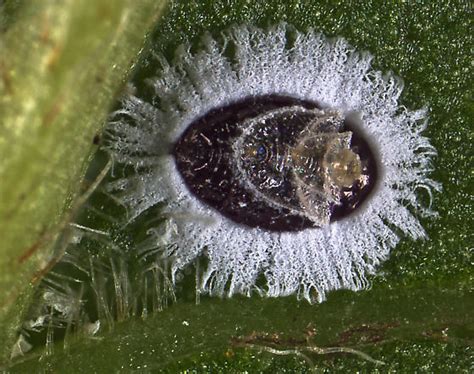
(2, 1, 472, 372)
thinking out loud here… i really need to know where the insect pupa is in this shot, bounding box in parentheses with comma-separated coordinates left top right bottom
(105, 23, 439, 303)
(173, 96, 377, 231)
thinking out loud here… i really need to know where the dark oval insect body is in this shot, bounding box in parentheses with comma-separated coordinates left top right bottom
(173, 95, 378, 232)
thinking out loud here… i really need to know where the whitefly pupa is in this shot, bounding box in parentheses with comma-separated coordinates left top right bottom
(174, 97, 377, 231)
(105, 23, 440, 303)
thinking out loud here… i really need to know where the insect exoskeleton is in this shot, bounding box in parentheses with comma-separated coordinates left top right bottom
(174, 96, 376, 230)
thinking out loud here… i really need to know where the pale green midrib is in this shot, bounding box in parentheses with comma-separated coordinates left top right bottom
(0, 0, 168, 363)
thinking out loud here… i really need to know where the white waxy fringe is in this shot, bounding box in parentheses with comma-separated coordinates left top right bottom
(105, 23, 440, 303)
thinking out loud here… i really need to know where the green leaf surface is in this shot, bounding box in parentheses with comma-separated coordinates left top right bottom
(3, 0, 472, 371)
(7, 286, 473, 372)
